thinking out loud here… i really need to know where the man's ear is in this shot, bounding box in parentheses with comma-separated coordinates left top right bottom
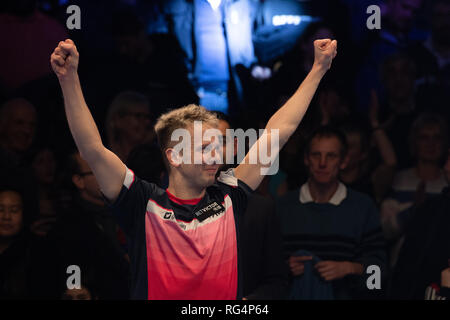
(340, 154, 350, 170)
(72, 174, 84, 190)
(166, 148, 182, 168)
(304, 152, 310, 167)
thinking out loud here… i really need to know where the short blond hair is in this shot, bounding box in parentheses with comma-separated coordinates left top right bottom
(154, 104, 218, 161)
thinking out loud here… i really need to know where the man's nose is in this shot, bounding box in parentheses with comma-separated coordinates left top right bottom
(0, 211, 12, 221)
(319, 156, 327, 167)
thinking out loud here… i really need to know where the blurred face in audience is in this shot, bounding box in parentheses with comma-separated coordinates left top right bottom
(414, 124, 445, 163)
(114, 104, 152, 145)
(384, 58, 415, 104)
(304, 136, 348, 186)
(114, 30, 149, 63)
(0, 99, 37, 153)
(32, 148, 56, 185)
(0, 191, 23, 238)
(386, 0, 422, 33)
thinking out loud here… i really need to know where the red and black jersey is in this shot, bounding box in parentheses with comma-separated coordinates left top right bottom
(104, 167, 252, 300)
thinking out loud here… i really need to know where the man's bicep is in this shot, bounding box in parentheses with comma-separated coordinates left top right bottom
(87, 147, 127, 202)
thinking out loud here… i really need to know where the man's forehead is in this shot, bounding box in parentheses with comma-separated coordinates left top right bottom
(310, 136, 342, 152)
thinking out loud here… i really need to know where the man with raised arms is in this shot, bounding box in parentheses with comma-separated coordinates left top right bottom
(50, 38, 337, 299)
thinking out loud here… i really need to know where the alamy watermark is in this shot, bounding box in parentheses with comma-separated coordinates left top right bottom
(367, 5, 381, 30)
(170, 121, 279, 175)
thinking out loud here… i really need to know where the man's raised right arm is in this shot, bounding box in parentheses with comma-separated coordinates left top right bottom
(51, 39, 125, 202)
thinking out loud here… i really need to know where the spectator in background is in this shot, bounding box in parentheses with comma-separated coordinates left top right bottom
(126, 143, 167, 188)
(409, 0, 450, 86)
(0, 0, 67, 92)
(30, 151, 129, 299)
(110, 9, 198, 114)
(214, 112, 288, 299)
(389, 149, 450, 299)
(377, 53, 419, 169)
(105, 91, 155, 163)
(409, 0, 450, 120)
(380, 113, 448, 269)
(0, 98, 42, 220)
(0, 98, 38, 172)
(277, 126, 386, 299)
(338, 91, 397, 204)
(354, 0, 424, 112)
(0, 185, 38, 299)
(28, 146, 59, 237)
(267, 79, 352, 200)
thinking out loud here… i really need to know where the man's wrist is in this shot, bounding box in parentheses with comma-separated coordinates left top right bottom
(347, 262, 363, 275)
(311, 63, 328, 78)
(58, 72, 79, 85)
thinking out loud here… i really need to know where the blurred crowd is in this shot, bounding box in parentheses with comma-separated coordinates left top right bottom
(0, 0, 449, 300)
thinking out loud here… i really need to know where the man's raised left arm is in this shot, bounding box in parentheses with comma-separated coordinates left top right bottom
(235, 39, 337, 190)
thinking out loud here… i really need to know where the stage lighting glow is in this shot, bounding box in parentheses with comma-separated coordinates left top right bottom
(207, 0, 222, 11)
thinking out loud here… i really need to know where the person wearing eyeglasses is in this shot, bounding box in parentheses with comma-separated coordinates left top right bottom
(105, 91, 155, 163)
(30, 151, 130, 299)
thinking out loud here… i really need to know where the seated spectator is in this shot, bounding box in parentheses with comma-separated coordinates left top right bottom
(0, 98, 39, 213)
(27, 146, 59, 237)
(105, 91, 154, 163)
(380, 113, 448, 269)
(30, 151, 129, 299)
(0, 98, 38, 171)
(338, 92, 397, 203)
(377, 53, 420, 169)
(277, 126, 387, 299)
(389, 149, 450, 299)
(0, 185, 38, 299)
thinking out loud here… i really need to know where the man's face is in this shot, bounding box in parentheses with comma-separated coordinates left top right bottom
(0, 191, 23, 238)
(32, 148, 56, 185)
(415, 125, 445, 163)
(169, 122, 222, 189)
(387, 0, 422, 32)
(2, 101, 37, 153)
(304, 136, 347, 185)
(73, 154, 103, 204)
(115, 103, 153, 144)
(384, 59, 415, 102)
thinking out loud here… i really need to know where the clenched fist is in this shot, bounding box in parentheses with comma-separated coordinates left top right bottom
(313, 39, 337, 73)
(50, 39, 79, 80)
